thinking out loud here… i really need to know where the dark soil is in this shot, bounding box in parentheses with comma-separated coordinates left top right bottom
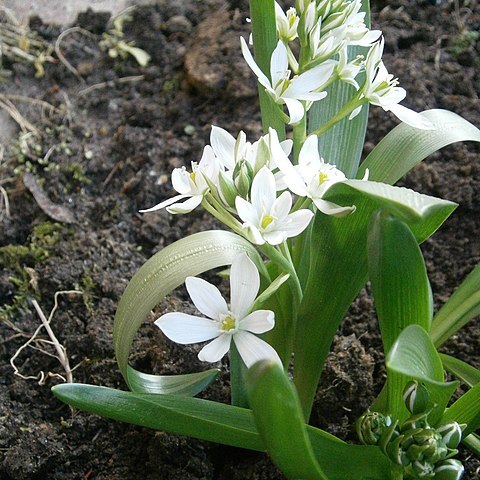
(0, 0, 479, 478)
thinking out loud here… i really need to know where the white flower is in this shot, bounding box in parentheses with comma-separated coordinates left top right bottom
(241, 37, 334, 124)
(155, 253, 281, 368)
(235, 166, 314, 245)
(352, 39, 434, 130)
(140, 146, 220, 215)
(275, 134, 356, 217)
(336, 47, 362, 89)
(275, 3, 299, 42)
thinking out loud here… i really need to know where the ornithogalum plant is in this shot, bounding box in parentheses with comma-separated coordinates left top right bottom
(53, 1, 480, 479)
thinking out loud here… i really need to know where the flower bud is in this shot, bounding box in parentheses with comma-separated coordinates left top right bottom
(437, 422, 465, 450)
(434, 459, 465, 480)
(403, 380, 430, 414)
(401, 410, 430, 432)
(405, 459, 435, 478)
(405, 428, 448, 465)
(233, 160, 253, 198)
(218, 171, 237, 208)
(356, 411, 392, 445)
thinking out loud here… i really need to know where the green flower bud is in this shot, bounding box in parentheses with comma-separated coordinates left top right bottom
(405, 429, 448, 465)
(356, 411, 392, 445)
(437, 422, 465, 450)
(233, 160, 253, 198)
(403, 380, 430, 415)
(401, 410, 430, 432)
(434, 459, 465, 480)
(218, 171, 237, 208)
(405, 459, 435, 479)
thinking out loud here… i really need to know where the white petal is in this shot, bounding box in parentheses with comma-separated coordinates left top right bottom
(271, 191, 292, 220)
(185, 276, 228, 319)
(171, 168, 192, 194)
(230, 253, 260, 319)
(139, 194, 190, 213)
(236, 196, 260, 225)
(388, 104, 435, 130)
(349, 105, 363, 120)
(251, 166, 277, 213)
(198, 334, 232, 363)
(283, 97, 305, 124)
(282, 209, 314, 236)
(273, 148, 307, 197)
(285, 61, 335, 97)
(233, 331, 281, 368)
(239, 310, 275, 333)
(270, 41, 289, 89)
(298, 135, 321, 170)
(313, 198, 356, 217)
(263, 230, 287, 245)
(243, 224, 266, 245)
(155, 312, 220, 344)
(293, 92, 328, 102)
(240, 36, 272, 90)
(210, 126, 236, 170)
(280, 139, 293, 157)
(166, 195, 203, 214)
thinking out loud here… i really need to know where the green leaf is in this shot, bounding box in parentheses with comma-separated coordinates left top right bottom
(440, 354, 480, 388)
(386, 325, 458, 425)
(357, 109, 480, 184)
(113, 230, 264, 394)
(307, 2, 371, 178)
(249, 0, 285, 138)
(463, 433, 480, 456)
(441, 382, 480, 437)
(246, 361, 327, 480)
(293, 180, 456, 418)
(431, 263, 480, 347)
(52, 383, 391, 480)
(367, 212, 432, 354)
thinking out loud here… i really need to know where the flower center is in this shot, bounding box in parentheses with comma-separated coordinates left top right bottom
(220, 314, 237, 332)
(318, 172, 329, 184)
(261, 214, 275, 229)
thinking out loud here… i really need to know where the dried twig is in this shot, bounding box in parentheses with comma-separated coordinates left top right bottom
(9, 290, 83, 385)
(0, 97, 39, 133)
(0, 185, 11, 220)
(78, 74, 145, 96)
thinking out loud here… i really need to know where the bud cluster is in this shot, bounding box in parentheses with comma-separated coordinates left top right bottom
(357, 382, 465, 480)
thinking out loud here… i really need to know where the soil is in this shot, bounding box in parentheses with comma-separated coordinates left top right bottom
(0, 0, 479, 478)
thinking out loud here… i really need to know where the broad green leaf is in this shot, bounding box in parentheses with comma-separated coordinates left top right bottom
(431, 263, 480, 347)
(441, 382, 480, 437)
(293, 180, 456, 418)
(386, 325, 458, 425)
(440, 354, 480, 388)
(52, 383, 391, 480)
(368, 212, 432, 354)
(357, 109, 480, 184)
(114, 230, 264, 393)
(308, 2, 371, 178)
(247, 361, 327, 480)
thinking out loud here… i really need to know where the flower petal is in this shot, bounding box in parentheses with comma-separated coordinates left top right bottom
(155, 312, 220, 344)
(285, 61, 335, 97)
(230, 253, 260, 319)
(387, 104, 435, 130)
(171, 168, 192, 194)
(198, 334, 232, 363)
(251, 166, 277, 213)
(270, 40, 289, 89)
(240, 36, 272, 91)
(139, 194, 190, 213)
(282, 209, 314, 236)
(313, 198, 356, 217)
(186, 276, 228, 319)
(236, 196, 260, 225)
(271, 190, 293, 220)
(233, 331, 281, 368)
(239, 310, 275, 334)
(166, 195, 203, 214)
(283, 97, 305, 125)
(263, 230, 287, 245)
(210, 126, 236, 170)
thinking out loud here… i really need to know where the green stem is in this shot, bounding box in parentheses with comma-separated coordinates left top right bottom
(293, 114, 307, 162)
(230, 342, 249, 407)
(311, 95, 365, 138)
(390, 465, 404, 480)
(201, 196, 242, 233)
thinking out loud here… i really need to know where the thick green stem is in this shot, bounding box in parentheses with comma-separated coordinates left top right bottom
(311, 95, 365, 138)
(229, 342, 249, 407)
(293, 114, 307, 162)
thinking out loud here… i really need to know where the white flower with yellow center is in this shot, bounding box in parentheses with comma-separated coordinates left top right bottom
(155, 253, 280, 368)
(241, 37, 334, 124)
(235, 166, 314, 245)
(351, 39, 434, 130)
(140, 146, 220, 215)
(275, 134, 358, 217)
(275, 2, 299, 42)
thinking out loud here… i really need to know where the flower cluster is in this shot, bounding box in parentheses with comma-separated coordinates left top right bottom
(357, 382, 465, 480)
(141, 125, 358, 246)
(241, 0, 432, 129)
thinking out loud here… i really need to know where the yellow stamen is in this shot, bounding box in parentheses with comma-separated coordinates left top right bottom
(221, 315, 236, 332)
(318, 172, 329, 184)
(261, 214, 274, 229)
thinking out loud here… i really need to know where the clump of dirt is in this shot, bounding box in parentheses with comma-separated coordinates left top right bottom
(0, 0, 479, 478)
